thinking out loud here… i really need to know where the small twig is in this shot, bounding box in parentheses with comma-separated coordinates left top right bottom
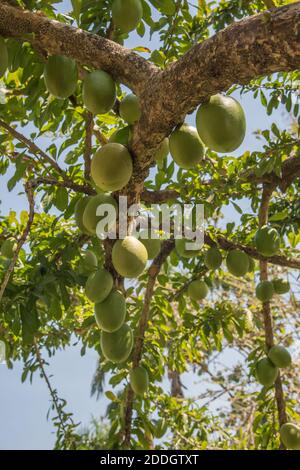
(84, 112, 93, 180)
(93, 126, 109, 146)
(0, 184, 35, 303)
(33, 341, 68, 432)
(0, 119, 65, 176)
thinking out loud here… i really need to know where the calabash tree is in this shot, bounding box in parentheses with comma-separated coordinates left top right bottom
(0, 0, 300, 450)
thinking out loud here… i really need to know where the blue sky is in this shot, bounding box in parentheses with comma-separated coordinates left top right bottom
(0, 1, 291, 449)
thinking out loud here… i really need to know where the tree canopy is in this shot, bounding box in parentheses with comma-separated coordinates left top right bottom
(0, 0, 300, 451)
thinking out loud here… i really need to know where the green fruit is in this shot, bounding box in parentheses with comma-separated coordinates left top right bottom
(91, 143, 133, 192)
(0, 37, 8, 77)
(85, 268, 113, 303)
(100, 323, 133, 363)
(273, 278, 290, 295)
(130, 366, 149, 396)
(112, 0, 143, 33)
(44, 55, 78, 99)
(1, 239, 15, 259)
(83, 70, 116, 115)
(196, 94, 246, 153)
(255, 281, 274, 302)
(175, 238, 202, 258)
(280, 423, 300, 450)
(255, 225, 280, 257)
(154, 138, 169, 163)
(204, 247, 222, 270)
(188, 280, 209, 301)
(75, 197, 93, 234)
(268, 345, 292, 368)
(226, 250, 249, 277)
(248, 257, 256, 273)
(119, 94, 141, 124)
(256, 357, 278, 387)
(95, 290, 126, 332)
(112, 236, 148, 278)
(109, 126, 132, 146)
(80, 251, 98, 274)
(169, 124, 205, 169)
(82, 193, 118, 235)
(139, 230, 161, 260)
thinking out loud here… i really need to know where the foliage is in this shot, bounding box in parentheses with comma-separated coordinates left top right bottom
(0, 0, 300, 451)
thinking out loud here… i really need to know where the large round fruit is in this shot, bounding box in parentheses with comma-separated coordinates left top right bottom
(255, 281, 274, 302)
(139, 230, 161, 260)
(256, 357, 278, 387)
(85, 268, 113, 303)
(119, 94, 141, 124)
(1, 239, 16, 259)
(154, 138, 169, 163)
(44, 55, 78, 99)
(112, 236, 148, 278)
(268, 345, 292, 368)
(109, 126, 131, 146)
(255, 225, 280, 257)
(0, 37, 8, 77)
(82, 193, 118, 235)
(169, 124, 205, 169)
(112, 0, 143, 33)
(130, 366, 149, 396)
(196, 94, 246, 153)
(280, 423, 300, 450)
(273, 278, 290, 295)
(204, 247, 222, 270)
(226, 250, 249, 277)
(80, 251, 98, 274)
(188, 280, 209, 301)
(175, 238, 202, 259)
(83, 70, 116, 115)
(91, 143, 133, 192)
(95, 290, 126, 332)
(100, 323, 133, 363)
(75, 196, 93, 234)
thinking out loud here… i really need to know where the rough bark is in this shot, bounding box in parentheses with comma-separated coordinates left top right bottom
(1, 3, 300, 199)
(0, 2, 157, 94)
(130, 2, 300, 190)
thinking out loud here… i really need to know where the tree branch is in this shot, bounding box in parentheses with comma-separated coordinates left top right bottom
(0, 2, 157, 94)
(129, 2, 300, 193)
(204, 233, 300, 270)
(83, 112, 93, 180)
(0, 119, 65, 176)
(123, 240, 174, 448)
(258, 184, 287, 445)
(0, 184, 35, 303)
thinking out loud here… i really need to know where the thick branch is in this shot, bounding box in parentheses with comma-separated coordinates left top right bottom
(123, 240, 174, 448)
(129, 3, 300, 190)
(0, 3, 156, 94)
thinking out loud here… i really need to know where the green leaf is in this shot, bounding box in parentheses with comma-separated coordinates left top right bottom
(54, 187, 69, 212)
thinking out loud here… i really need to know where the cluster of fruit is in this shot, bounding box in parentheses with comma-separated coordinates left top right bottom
(80, 249, 149, 397)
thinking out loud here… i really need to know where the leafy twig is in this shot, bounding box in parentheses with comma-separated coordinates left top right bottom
(0, 183, 35, 303)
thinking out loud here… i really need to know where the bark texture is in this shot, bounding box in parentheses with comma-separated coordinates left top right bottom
(0, 3, 300, 198)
